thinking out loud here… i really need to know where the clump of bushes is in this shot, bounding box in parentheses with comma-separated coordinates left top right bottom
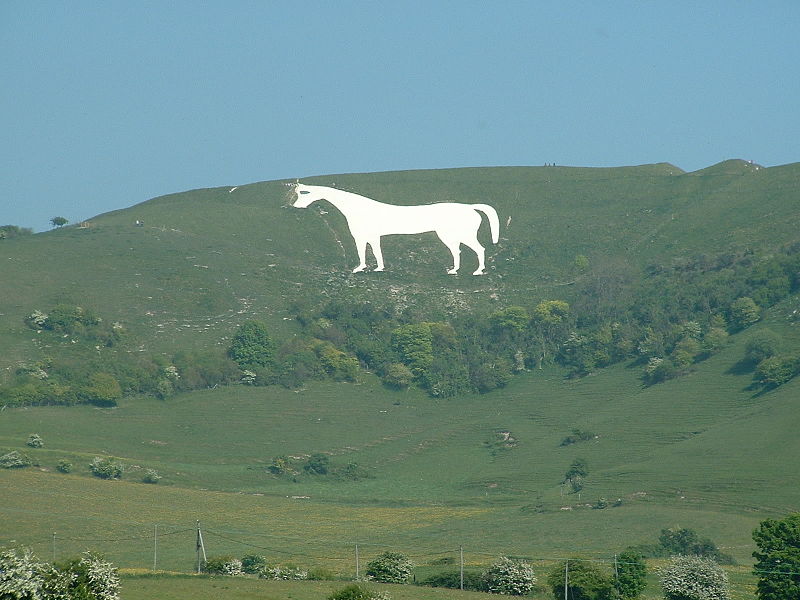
(0, 450, 32, 469)
(203, 555, 244, 576)
(142, 469, 161, 484)
(89, 457, 123, 480)
(419, 570, 487, 592)
(27, 433, 44, 448)
(327, 583, 391, 600)
(365, 551, 413, 584)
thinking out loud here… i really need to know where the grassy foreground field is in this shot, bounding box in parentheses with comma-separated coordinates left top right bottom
(116, 567, 758, 600)
(2, 307, 798, 571)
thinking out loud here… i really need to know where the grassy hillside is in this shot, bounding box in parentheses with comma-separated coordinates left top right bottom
(1, 162, 799, 598)
(2, 161, 799, 361)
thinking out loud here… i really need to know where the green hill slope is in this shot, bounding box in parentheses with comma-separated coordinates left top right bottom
(1, 161, 799, 579)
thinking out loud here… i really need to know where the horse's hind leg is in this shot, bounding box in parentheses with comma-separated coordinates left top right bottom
(352, 237, 368, 273)
(463, 233, 486, 275)
(369, 238, 385, 272)
(437, 234, 462, 274)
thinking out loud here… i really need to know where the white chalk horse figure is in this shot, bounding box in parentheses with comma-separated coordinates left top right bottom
(292, 183, 500, 275)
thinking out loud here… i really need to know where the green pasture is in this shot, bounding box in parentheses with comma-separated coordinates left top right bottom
(116, 563, 758, 600)
(2, 311, 798, 569)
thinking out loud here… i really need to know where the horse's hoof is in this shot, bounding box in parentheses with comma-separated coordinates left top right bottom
(374, 267, 385, 272)
(352, 266, 366, 273)
(447, 269, 458, 275)
(472, 269, 485, 275)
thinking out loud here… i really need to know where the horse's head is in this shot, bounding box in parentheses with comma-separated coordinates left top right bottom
(292, 183, 324, 208)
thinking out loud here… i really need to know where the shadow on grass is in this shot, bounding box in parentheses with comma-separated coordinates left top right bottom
(726, 358, 756, 376)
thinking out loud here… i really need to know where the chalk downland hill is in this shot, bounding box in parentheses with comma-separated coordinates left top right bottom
(0, 161, 799, 582)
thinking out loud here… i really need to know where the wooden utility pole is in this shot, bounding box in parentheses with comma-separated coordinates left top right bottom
(355, 544, 360, 580)
(564, 559, 569, 600)
(460, 546, 464, 590)
(195, 521, 207, 573)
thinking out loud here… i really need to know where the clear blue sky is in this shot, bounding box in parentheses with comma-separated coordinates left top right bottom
(2, 1, 798, 231)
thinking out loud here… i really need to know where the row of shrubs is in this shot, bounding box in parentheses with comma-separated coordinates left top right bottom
(200, 549, 732, 600)
(0, 438, 161, 484)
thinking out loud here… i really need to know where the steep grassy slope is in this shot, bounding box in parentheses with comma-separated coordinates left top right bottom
(2, 161, 799, 367)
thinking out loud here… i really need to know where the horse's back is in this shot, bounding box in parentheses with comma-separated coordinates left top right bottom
(348, 202, 484, 237)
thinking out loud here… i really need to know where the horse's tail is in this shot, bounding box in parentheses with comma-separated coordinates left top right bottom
(472, 204, 500, 244)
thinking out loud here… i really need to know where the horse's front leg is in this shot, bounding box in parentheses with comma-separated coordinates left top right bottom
(370, 238, 385, 272)
(445, 242, 461, 275)
(352, 237, 368, 273)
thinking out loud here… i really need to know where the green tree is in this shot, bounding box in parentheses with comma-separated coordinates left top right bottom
(729, 297, 761, 330)
(533, 300, 570, 325)
(564, 458, 588, 493)
(547, 559, 616, 600)
(659, 555, 729, 600)
(752, 513, 800, 600)
(228, 320, 275, 369)
(614, 550, 647, 599)
(365, 551, 413, 583)
(382, 362, 414, 389)
(658, 528, 732, 563)
(391, 323, 433, 377)
(50, 216, 69, 228)
(745, 330, 783, 364)
(754, 355, 799, 388)
(84, 372, 122, 407)
(489, 306, 530, 332)
(304, 453, 330, 475)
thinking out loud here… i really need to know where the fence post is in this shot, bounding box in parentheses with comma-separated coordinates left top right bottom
(153, 524, 158, 572)
(460, 546, 464, 590)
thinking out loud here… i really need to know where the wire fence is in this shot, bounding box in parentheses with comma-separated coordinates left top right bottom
(4, 519, 798, 585)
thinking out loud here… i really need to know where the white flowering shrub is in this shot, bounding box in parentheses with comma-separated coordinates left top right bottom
(259, 564, 308, 580)
(27, 434, 44, 448)
(141, 469, 161, 484)
(0, 547, 46, 599)
(0, 548, 119, 600)
(203, 555, 243, 576)
(483, 556, 536, 596)
(78, 552, 121, 600)
(25, 310, 49, 329)
(89, 457, 123, 479)
(365, 552, 413, 584)
(660, 555, 730, 600)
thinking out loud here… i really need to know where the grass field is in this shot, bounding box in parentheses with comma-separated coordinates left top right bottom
(116, 564, 758, 600)
(3, 309, 798, 571)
